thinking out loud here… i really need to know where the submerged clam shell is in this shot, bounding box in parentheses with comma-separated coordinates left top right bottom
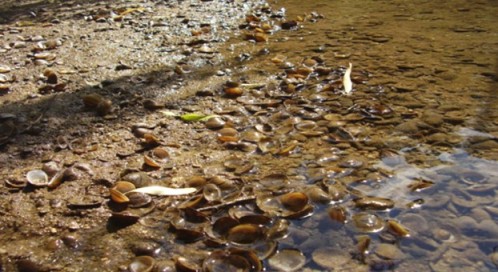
(351, 212, 385, 233)
(312, 247, 351, 269)
(305, 186, 331, 204)
(354, 197, 394, 210)
(328, 206, 348, 223)
(280, 192, 308, 212)
(268, 249, 305, 272)
(202, 250, 252, 272)
(387, 219, 410, 237)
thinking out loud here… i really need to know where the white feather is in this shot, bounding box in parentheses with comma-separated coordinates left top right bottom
(343, 62, 353, 95)
(129, 186, 197, 196)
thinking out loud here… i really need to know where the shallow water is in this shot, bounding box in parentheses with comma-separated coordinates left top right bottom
(235, 0, 498, 270)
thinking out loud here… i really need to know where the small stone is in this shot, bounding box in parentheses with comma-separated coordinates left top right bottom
(454, 216, 478, 231)
(477, 219, 498, 237)
(395, 119, 421, 134)
(469, 208, 491, 222)
(13, 41, 26, 48)
(68, 221, 80, 230)
(490, 251, 498, 268)
(375, 243, 405, 260)
(421, 111, 444, 127)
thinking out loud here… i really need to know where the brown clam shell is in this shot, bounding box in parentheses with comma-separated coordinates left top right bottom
(354, 197, 394, 210)
(227, 224, 265, 244)
(127, 192, 152, 208)
(328, 206, 348, 223)
(280, 192, 308, 212)
(129, 256, 155, 272)
(143, 155, 161, 169)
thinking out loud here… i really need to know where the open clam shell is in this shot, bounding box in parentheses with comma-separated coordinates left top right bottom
(26, 170, 49, 187)
(129, 256, 155, 272)
(227, 224, 266, 244)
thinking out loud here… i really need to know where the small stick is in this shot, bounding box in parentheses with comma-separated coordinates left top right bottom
(196, 196, 256, 211)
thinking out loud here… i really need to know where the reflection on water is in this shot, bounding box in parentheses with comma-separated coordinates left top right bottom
(279, 131, 498, 271)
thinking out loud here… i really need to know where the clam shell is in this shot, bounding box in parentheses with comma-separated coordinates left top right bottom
(227, 224, 265, 244)
(175, 257, 200, 272)
(47, 170, 65, 189)
(206, 117, 225, 130)
(187, 176, 207, 187)
(266, 219, 290, 240)
(110, 188, 130, 203)
(305, 186, 331, 204)
(82, 93, 103, 108)
(129, 256, 155, 272)
(143, 155, 161, 169)
(218, 127, 238, 137)
(202, 250, 251, 272)
(387, 219, 410, 237)
(354, 197, 394, 210)
(111, 210, 140, 225)
(26, 170, 49, 187)
(328, 206, 348, 223)
(210, 216, 240, 238)
(113, 181, 136, 193)
(175, 228, 204, 243)
(351, 212, 385, 233)
(121, 172, 151, 188)
(280, 192, 308, 212)
(152, 147, 169, 159)
(126, 191, 152, 208)
(241, 130, 265, 143)
(268, 249, 305, 272)
(312, 247, 351, 269)
(203, 183, 222, 202)
(143, 133, 161, 146)
(143, 99, 164, 110)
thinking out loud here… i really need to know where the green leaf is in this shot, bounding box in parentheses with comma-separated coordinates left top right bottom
(180, 113, 207, 122)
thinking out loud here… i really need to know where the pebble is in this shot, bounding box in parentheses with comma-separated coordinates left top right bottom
(454, 216, 477, 231)
(13, 41, 26, 48)
(375, 243, 405, 260)
(395, 119, 421, 134)
(469, 207, 491, 222)
(421, 111, 444, 127)
(490, 251, 498, 268)
(477, 219, 498, 237)
(62, 234, 81, 249)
